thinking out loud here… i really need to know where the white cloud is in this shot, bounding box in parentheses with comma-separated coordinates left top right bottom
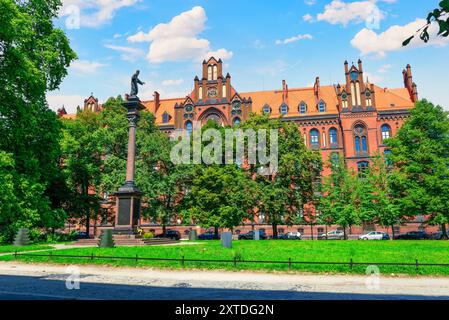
(127, 6, 233, 63)
(364, 72, 384, 84)
(59, 0, 140, 28)
(305, 0, 316, 5)
(70, 59, 107, 75)
(276, 34, 313, 45)
(378, 64, 391, 73)
(162, 79, 184, 86)
(303, 14, 314, 22)
(104, 44, 145, 62)
(206, 48, 234, 61)
(351, 18, 449, 58)
(317, 0, 384, 26)
(47, 94, 85, 114)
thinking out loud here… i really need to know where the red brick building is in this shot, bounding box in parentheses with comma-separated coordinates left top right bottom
(65, 57, 436, 238)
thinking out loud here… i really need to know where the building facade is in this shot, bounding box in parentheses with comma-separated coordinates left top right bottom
(67, 57, 431, 237)
(140, 57, 417, 175)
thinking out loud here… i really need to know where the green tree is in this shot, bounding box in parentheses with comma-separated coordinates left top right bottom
(319, 154, 360, 240)
(60, 110, 102, 236)
(0, 0, 76, 241)
(387, 100, 449, 239)
(184, 165, 258, 238)
(241, 114, 322, 238)
(403, 1, 449, 46)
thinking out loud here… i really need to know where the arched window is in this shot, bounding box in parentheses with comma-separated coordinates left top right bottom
(331, 152, 340, 165)
(354, 123, 368, 154)
(384, 149, 393, 166)
(280, 103, 288, 115)
(263, 104, 271, 114)
(329, 128, 338, 145)
(222, 84, 227, 98)
(198, 87, 203, 100)
(299, 102, 307, 114)
(381, 124, 391, 142)
(233, 117, 241, 126)
(185, 121, 193, 136)
(162, 112, 170, 124)
(357, 161, 369, 175)
(318, 100, 326, 112)
(310, 129, 319, 147)
(207, 66, 212, 80)
(213, 65, 218, 80)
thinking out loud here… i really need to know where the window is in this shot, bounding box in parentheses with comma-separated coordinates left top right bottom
(222, 84, 227, 98)
(384, 149, 393, 166)
(263, 104, 271, 114)
(318, 100, 326, 112)
(198, 87, 203, 100)
(280, 103, 288, 115)
(329, 128, 338, 144)
(381, 124, 391, 142)
(299, 102, 307, 114)
(350, 70, 358, 81)
(365, 91, 372, 107)
(317, 228, 324, 234)
(310, 129, 319, 147)
(357, 161, 369, 174)
(185, 121, 193, 136)
(331, 152, 340, 165)
(162, 112, 170, 124)
(207, 66, 212, 80)
(213, 65, 218, 80)
(233, 118, 241, 126)
(354, 124, 368, 154)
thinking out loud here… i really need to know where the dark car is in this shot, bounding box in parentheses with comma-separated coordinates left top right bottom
(155, 230, 181, 240)
(238, 230, 267, 240)
(394, 231, 431, 240)
(198, 231, 220, 240)
(74, 231, 90, 240)
(431, 231, 449, 240)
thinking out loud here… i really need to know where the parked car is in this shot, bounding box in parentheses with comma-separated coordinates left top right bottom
(358, 231, 390, 240)
(319, 230, 345, 240)
(74, 231, 90, 240)
(198, 231, 220, 240)
(431, 231, 449, 240)
(283, 232, 302, 240)
(394, 231, 431, 240)
(155, 230, 181, 240)
(238, 230, 267, 240)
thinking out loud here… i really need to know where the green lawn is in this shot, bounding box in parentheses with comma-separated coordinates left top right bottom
(0, 244, 53, 253)
(2, 240, 449, 276)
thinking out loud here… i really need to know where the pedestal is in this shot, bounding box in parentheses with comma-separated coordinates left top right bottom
(114, 96, 145, 234)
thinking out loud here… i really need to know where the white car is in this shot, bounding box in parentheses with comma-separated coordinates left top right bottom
(284, 232, 301, 240)
(319, 230, 345, 240)
(358, 231, 390, 240)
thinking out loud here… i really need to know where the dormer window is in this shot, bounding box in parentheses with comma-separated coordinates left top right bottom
(365, 91, 372, 107)
(299, 102, 307, 114)
(263, 104, 271, 114)
(280, 103, 288, 115)
(318, 100, 326, 112)
(162, 112, 170, 124)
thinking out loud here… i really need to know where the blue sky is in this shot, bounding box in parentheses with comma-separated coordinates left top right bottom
(48, 0, 449, 113)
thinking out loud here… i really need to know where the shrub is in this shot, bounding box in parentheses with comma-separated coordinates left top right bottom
(143, 232, 154, 239)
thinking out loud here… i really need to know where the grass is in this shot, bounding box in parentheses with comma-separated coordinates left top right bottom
(0, 244, 53, 253)
(1, 240, 449, 276)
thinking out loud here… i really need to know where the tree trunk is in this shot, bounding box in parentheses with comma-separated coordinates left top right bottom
(272, 223, 278, 238)
(214, 226, 219, 239)
(310, 223, 314, 240)
(162, 224, 167, 235)
(441, 224, 448, 240)
(391, 225, 395, 240)
(325, 224, 328, 240)
(343, 227, 347, 240)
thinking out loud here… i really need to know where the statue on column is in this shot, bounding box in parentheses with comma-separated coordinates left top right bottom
(130, 70, 145, 98)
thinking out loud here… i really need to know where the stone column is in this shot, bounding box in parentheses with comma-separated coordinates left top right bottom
(114, 97, 145, 234)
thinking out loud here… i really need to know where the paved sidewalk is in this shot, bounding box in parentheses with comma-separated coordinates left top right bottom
(0, 262, 448, 300)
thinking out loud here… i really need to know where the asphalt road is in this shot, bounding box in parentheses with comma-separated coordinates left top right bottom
(1, 262, 448, 300)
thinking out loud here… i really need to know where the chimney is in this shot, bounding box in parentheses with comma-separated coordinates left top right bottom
(154, 91, 160, 113)
(403, 64, 417, 102)
(314, 77, 320, 98)
(282, 80, 288, 102)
